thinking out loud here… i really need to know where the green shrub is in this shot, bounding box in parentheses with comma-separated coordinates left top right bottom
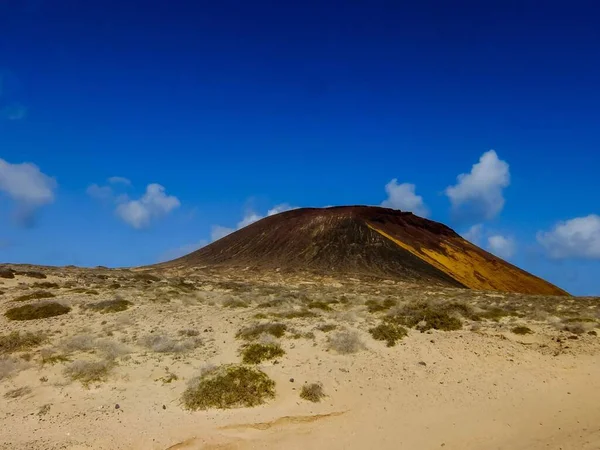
(5, 302, 71, 321)
(511, 326, 533, 335)
(241, 343, 285, 364)
(369, 323, 408, 347)
(236, 323, 287, 340)
(86, 299, 132, 313)
(182, 365, 275, 410)
(386, 302, 462, 331)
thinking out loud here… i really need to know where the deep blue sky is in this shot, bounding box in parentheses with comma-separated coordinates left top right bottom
(1, 1, 599, 294)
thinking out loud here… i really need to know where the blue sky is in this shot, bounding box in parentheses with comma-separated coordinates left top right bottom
(1, 1, 599, 295)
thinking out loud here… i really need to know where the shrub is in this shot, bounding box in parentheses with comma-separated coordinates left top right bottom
(511, 326, 533, 335)
(387, 302, 462, 332)
(133, 273, 161, 282)
(5, 302, 71, 321)
(64, 359, 113, 384)
(275, 309, 318, 319)
(32, 282, 60, 289)
(300, 382, 325, 402)
(222, 298, 249, 308)
(139, 334, 201, 353)
(241, 343, 285, 364)
(369, 323, 408, 347)
(307, 301, 333, 311)
(13, 291, 56, 302)
(16, 270, 47, 279)
(86, 299, 132, 313)
(365, 298, 396, 313)
(182, 365, 275, 410)
(316, 323, 337, 333)
(327, 330, 365, 354)
(0, 331, 46, 354)
(0, 268, 15, 279)
(236, 323, 287, 341)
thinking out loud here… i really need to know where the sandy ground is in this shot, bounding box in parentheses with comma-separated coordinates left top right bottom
(1, 265, 599, 450)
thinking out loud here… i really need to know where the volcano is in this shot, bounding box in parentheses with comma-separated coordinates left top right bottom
(163, 206, 567, 295)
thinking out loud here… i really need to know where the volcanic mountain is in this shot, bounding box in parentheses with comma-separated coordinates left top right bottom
(164, 206, 567, 296)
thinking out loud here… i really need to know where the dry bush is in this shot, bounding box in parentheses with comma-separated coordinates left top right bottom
(365, 298, 396, 313)
(369, 322, 408, 347)
(222, 297, 249, 308)
(178, 329, 200, 337)
(182, 364, 275, 410)
(139, 334, 201, 353)
(236, 323, 287, 341)
(133, 273, 161, 283)
(4, 302, 71, 321)
(4, 386, 32, 399)
(16, 270, 47, 279)
(241, 343, 285, 364)
(0, 268, 15, 279)
(61, 334, 96, 352)
(86, 298, 132, 314)
(300, 382, 325, 402)
(386, 301, 463, 332)
(511, 326, 534, 335)
(0, 331, 46, 354)
(13, 290, 56, 302)
(316, 323, 337, 333)
(327, 330, 365, 354)
(274, 309, 318, 319)
(64, 359, 114, 384)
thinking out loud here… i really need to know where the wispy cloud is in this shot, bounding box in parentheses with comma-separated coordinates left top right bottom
(537, 215, 600, 259)
(0, 158, 57, 226)
(381, 179, 429, 217)
(445, 150, 510, 222)
(108, 176, 131, 186)
(462, 223, 484, 245)
(487, 234, 516, 259)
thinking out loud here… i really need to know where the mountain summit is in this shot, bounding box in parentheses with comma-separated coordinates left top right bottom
(163, 206, 567, 295)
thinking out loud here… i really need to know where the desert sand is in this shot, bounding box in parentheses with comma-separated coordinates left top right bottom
(1, 265, 599, 449)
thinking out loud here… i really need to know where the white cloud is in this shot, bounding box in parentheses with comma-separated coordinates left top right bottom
(108, 176, 131, 185)
(116, 183, 180, 229)
(462, 223, 484, 245)
(487, 234, 516, 259)
(536, 215, 600, 259)
(445, 150, 510, 221)
(211, 225, 235, 241)
(381, 179, 429, 217)
(160, 239, 208, 261)
(210, 203, 299, 242)
(0, 158, 56, 225)
(86, 183, 113, 200)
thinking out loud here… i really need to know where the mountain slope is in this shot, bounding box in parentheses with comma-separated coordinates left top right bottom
(163, 206, 568, 295)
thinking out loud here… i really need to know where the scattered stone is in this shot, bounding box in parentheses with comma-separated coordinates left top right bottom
(289, 378, 294, 383)
(115, 404, 120, 410)
(418, 361, 427, 366)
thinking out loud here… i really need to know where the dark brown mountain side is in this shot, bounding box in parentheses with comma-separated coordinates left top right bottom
(161, 206, 568, 296)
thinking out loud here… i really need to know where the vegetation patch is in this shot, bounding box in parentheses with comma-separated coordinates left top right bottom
(139, 334, 201, 353)
(0, 268, 15, 279)
(222, 298, 249, 308)
(133, 273, 161, 283)
(306, 301, 333, 311)
(4, 386, 32, 399)
(236, 323, 287, 341)
(511, 326, 534, 335)
(0, 331, 46, 354)
(182, 364, 275, 410)
(478, 306, 520, 321)
(300, 382, 325, 402)
(5, 302, 71, 321)
(64, 359, 114, 385)
(241, 343, 285, 364)
(316, 323, 337, 333)
(327, 330, 365, 354)
(369, 322, 408, 347)
(32, 282, 60, 289)
(86, 299, 132, 313)
(13, 291, 56, 302)
(274, 309, 318, 319)
(386, 302, 463, 332)
(365, 298, 396, 313)
(15, 270, 47, 279)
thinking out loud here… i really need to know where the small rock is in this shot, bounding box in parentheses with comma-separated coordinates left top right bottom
(289, 378, 294, 383)
(418, 361, 427, 366)
(115, 404, 120, 410)
(162, 405, 166, 410)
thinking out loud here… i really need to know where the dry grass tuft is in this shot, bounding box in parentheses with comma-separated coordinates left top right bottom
(4, 302, 71, 321)
(365, 298, 396, 313)
(13, 290, 56, 302)
(182, 364, 275, 410)
(139, 334, 202, 353)
(327, 330, 365, 354)
(241, 343, 285, 364)
(0, 331, 46, 354)
(369, 322, 408, 347)
(316, 323, 337, 333)
(4, 386, 32, 399)
(64, 359, 114, 384)
(300, 382, 325, 402)
(222, 298, 249, 308)
(236, 323, 287, 341)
